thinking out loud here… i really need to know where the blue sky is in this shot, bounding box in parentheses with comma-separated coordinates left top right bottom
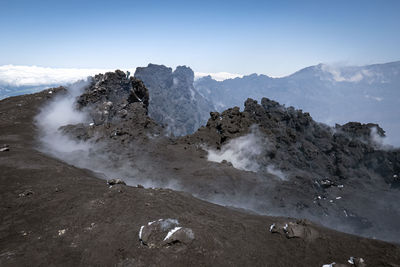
(1, 0, 400, 76)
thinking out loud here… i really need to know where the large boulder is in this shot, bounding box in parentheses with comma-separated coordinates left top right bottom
(77, 70, 149, 125)
(61, 70, 161, 142)
(138, 218, 194, 248)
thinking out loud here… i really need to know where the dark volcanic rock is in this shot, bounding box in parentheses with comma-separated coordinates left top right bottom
(61, 70, 162, 142)
(139, 218, 194, 248)
(107, 179, 126, 186)
(3, 86, 400, 265)
(336, 122, 385, 144)
(77, 70, 149, 124)
(134, 64, 214, 136)
(2, 81, 400, 266)
(34, 72, 400, 243)
(185, 97, 400, 241)
(270, 220, 319, 241)
(189, 97, 400, 186)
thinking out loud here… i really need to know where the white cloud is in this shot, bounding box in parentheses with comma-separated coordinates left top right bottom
(0, 65, 136, 87)
(0, 65, 243, 86)
(194, 71, 243, 81)
(320, 64, 367, 83)
(364, 94, 383, 102)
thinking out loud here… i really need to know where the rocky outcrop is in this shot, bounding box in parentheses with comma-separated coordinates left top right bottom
(61, 70, 162, 142)
(182, 97, 400, 241)
(135, 64, 214, 136)
(4, 88, 400, 266)
(107, 178, 126, 186)
(270, 220, 319, 241)
(139, 219, 194, 248)
(76, 70, 149, 124)
(189, 97, 400, 186)
(43, 72, 400, 243)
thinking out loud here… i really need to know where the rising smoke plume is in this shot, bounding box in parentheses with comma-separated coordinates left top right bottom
(35, 81, 91, 156)
(34, 81, 181, 190)
(205, 126, 287, 180)
(34, 79, 399, 244)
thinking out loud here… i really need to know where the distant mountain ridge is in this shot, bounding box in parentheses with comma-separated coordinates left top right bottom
(0, 65, 241, 100)
(1, 61, 399, 143)
(194, 61, 400, 145)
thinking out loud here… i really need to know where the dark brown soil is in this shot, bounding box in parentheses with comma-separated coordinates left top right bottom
(1, 91, 400, 266)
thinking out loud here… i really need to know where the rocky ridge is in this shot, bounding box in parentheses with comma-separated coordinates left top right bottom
(2, 88, 400, 266)
(61, 70, 162, 142)
(189, 97, 399, 186)
(45, 71, 400, 243)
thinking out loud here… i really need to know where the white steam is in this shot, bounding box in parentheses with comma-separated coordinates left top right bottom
(34, 82, 182, 191)
(35, 82, 91, 155)
(266, 165, 287, 181)
(207, 130, 264, 172)
(320, 64, 372, 83)
(369, 126, 393, 150)
(205, 126, 287, 180)
(370, 126, 383, 146)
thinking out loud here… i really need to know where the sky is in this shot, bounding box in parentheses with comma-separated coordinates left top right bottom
(1, 0, 400, 77)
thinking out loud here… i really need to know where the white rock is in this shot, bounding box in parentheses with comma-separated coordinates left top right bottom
(58, 229, 66, 236)
(139, 225, 144, 239)
(163, 227, 182, 241)
(348, 256, 354, 264)
(269, 223, 275, 232)
(283, 223, 288, 231)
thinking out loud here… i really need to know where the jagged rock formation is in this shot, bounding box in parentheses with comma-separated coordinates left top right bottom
(189, 97, 400, 186)
(61, 70, 162, 142)
(2, 87, 400, 266)
(2, 88, 400, 266)
(77, 70, 149, 123)
(184, 98, 400, 240)
(42, 72, 400, 243)
(134, 64, 214, 136)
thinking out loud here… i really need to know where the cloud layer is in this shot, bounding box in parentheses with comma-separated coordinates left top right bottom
(320, 64, 373, 83)
(0, 65, 244, 87)
(194, 71, 243, 81)
(0, 65, 129, 87)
